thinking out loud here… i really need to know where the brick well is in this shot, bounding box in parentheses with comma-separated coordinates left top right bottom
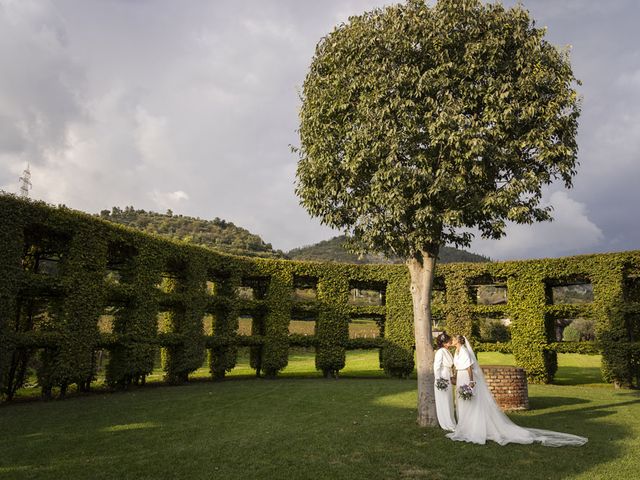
(481, 365, 529, 411)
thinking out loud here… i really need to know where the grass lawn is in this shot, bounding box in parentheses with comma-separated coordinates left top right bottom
(1, 351, 638, 480)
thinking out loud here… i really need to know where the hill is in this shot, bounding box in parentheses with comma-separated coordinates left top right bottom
(98, 206, 285, 258)
(97, 207, 490, 263)
(286, 235, 490, 264)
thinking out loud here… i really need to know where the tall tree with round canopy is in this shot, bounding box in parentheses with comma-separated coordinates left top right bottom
(294, 0, 580, 427)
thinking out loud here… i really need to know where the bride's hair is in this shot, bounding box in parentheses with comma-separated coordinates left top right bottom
(436, 332, 451, 348)
(455, 335, 466, 346)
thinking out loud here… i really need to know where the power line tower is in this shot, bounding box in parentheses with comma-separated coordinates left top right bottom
(18, 163, 32, 198)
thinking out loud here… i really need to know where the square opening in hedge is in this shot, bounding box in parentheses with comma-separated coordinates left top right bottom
(624, 312, 640, 341)
(624, 271, 640, 303)
(205, 281, 216, 296)
(547, 277, 593, 304)
(289, 317, 317, 336)
(15, 295, 62, 332)
(206, 269, 232, 295)
(475, 316, 511, 343)
(349, 314, 384, 338)
(237, 315, 254, 336)
(237, 276, 270, 301)
(157, 274, 176, 294)
(348, 280, 386, 306)
(205, 312, 242, 336)
(555, 317, 596, 342)
(468, 275, 507, 305)
(236, 286, 254, 300)
(292, 275, 318, 301)
(432, 309, 446, 332)
(203, 313, 215, 335)
(157, 259, 187, 293)
(22, 225, 69, 277)
(157, 310, 178, 334)
(4, 345, 43, 398)
(105, 241, 137, 284)
(431, 276, 446, 304)
(98, 305, 125, 334)
(476, 285, 507, 305)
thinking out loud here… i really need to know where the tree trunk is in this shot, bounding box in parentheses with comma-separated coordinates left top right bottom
(407, 249, 438, 427)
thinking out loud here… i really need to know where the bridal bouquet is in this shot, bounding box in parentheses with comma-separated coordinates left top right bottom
(435, 377, 449, 391)
(457, 384, 474, 400)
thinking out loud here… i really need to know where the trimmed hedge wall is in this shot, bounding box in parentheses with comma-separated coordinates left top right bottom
(1, 195, 640, 401)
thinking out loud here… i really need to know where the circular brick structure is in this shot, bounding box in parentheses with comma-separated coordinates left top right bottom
(481, 365, 529, 411)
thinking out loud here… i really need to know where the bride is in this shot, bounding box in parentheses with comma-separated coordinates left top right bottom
(446, 335, 588, 447)
(433, 332, 456, 431)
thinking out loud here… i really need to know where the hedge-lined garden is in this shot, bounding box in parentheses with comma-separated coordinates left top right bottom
(1, 195, 639, 401)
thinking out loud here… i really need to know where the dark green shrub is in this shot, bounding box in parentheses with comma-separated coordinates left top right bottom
(562, 324, 581, 342)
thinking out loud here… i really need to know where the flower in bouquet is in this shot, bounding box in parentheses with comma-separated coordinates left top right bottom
(435, 377, 449, 391)
(458, 384, 474, 400)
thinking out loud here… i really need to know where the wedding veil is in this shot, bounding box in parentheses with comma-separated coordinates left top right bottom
(462, 335, 482, 382)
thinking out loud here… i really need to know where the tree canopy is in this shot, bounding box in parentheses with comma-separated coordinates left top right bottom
(295, 0, 580, 258)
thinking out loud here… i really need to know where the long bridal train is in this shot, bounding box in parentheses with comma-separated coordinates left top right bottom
(446, 337, 588, 447)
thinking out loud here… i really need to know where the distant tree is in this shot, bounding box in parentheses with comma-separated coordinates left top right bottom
(295, 0, 580, 426)
(479, 319, 511, 343)
(563, 318, 595, 342)
(562, 323, 581, 342)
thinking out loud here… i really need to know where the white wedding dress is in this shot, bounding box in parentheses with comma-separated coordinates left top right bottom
(433, 347, 456, 431)
(446, 337, 588, 447)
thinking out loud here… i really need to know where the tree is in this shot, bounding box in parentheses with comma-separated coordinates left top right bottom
(294, 0, 580, 427)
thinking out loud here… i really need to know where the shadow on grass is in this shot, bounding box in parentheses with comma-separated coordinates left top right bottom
(528, 395, 591, 410)
(524, 397, 640, 423)
(2, 377, 639, 480)
(553, 366, 603, 385)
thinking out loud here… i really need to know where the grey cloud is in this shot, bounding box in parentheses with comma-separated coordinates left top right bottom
(466, 0, 640, 259)
(0, 0, 86, 196)
(0, 115, 26, 153)
(1, 0, 638, 258)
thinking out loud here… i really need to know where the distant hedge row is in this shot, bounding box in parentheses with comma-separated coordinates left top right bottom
(1, 195, 639, 401)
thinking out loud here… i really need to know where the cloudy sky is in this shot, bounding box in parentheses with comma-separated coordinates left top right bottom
(0, 0, 638, 260)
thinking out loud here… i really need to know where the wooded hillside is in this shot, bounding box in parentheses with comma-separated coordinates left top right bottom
(98, 207, 285, 258)
(287, 235, 490, 264)
(98, 208, 489, 263)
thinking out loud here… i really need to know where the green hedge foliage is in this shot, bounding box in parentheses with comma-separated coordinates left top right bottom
(1, 195, 639, 401)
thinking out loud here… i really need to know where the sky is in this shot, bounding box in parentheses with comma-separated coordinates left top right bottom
(0, 0, 639, 260)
